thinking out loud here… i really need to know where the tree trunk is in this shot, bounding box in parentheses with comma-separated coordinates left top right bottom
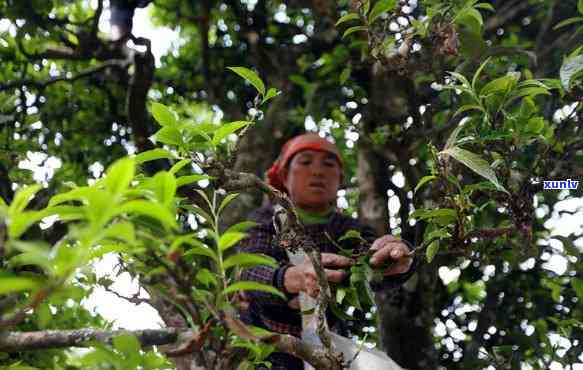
(358, 65, 438, 369)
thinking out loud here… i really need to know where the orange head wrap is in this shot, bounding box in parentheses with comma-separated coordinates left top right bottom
(266, 133, 343, 193)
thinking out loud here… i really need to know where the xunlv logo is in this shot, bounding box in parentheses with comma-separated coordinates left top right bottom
(543, 179, 580, 190)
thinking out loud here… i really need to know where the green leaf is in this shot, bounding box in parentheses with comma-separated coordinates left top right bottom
(455, 7, 483, 34)
(511, 87, 551, 100)
(579, 0, 583, 14)
(368, 0, 397, 23)
(151, 171, 177, 206)
(336, 12, 360, 26)
(218, 232, 247, 252)
(480, 75, 515, 96)
(223, 281, 285, 299)
(336, 287, 347, 304)
(261, 88, 281, 105)
(448, 71, 471, 89)
(9, 184, 42, 215)
(426, 240, 440, 263)
(117, 200, 178, 230)
(90, 244, 130, 259)
(103, 157, 135, 197)
(153, 126, 183, 146)
(169, 235, 205, 253)
(339, 229, 363, 242)
(526, 117, 545, 134)
(427, 228, 451, 239)
(411, 208, 457, 221)
(440, 147, 508, 193)
(363, 0, 371, 15)
(212, 121, 252, 146)
(342, 25, 368, 39)
(444, 124, 465, 151)
(462, 281, 486, 303)
(471, 57, 490, 90)
(553, 235, 580, 257)
(339, 66, 351, 84)
(188, 125, 213, 143)
(134, 148, 175, 164)
(196, 268, 218, 287)
(102, 222, 136, 244)
(8, 240, 54, 275)
(36, 302, 52, 328)
(8, 209, 54, 239)
(227, 67, 265, 96)
(553, 17, 583, 30)
(8, 249, 53, 274)
(344, 286, 362, 310)
(0, 274, 42, 294)
(49, 186, 95, 207)
(560, 54, 583, 90)
(169, 159, 191, 175)
(112, 334, 141, 355)
(572, 278, 583, 301)
(454, 104, 483, 117)
(474, 3, 494, 11)
(151, 102, 178, 127)
(414, 175, 437, 194)
(182, 246, 218, 262)
(184, 204, 214, 225)
(223, 253, 277, 270)
(225, 221, 258, 234)
(176, 175, 211, 188)
(218, 193, 239, 216)
(48, 205, 82, 222)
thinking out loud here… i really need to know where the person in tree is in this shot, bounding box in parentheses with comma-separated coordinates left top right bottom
(237, 133, 416, 369)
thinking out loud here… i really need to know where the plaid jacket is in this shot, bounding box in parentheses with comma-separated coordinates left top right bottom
(237, 205, 416, 369)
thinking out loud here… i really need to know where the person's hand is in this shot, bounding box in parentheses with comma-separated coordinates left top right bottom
(284, 253, 353, 299)
(369, 235, 413, 276)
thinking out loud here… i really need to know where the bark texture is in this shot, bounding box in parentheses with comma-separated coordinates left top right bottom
(0, 328, 179, 352)
(357, 67, 438, 369)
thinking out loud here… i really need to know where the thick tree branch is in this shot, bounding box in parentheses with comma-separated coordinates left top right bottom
(91, 0, 104, 38)
(126, 37, 156, 154)
(0, 324, 341, 369)
(0, 328, 180, 352)
(224, 313, 340, 369)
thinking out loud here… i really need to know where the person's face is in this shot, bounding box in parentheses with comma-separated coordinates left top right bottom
(282, 150, 341, 213)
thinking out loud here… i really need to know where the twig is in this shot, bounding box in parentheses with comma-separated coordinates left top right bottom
(103, 284, 150, 306)
(165, 320, 214, 357)
(0, 286, 55, 329)
(223, 312, 340, 369)
(214, 168, 342, 367)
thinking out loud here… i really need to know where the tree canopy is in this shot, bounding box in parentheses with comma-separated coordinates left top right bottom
(0, 0, 582, 369)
